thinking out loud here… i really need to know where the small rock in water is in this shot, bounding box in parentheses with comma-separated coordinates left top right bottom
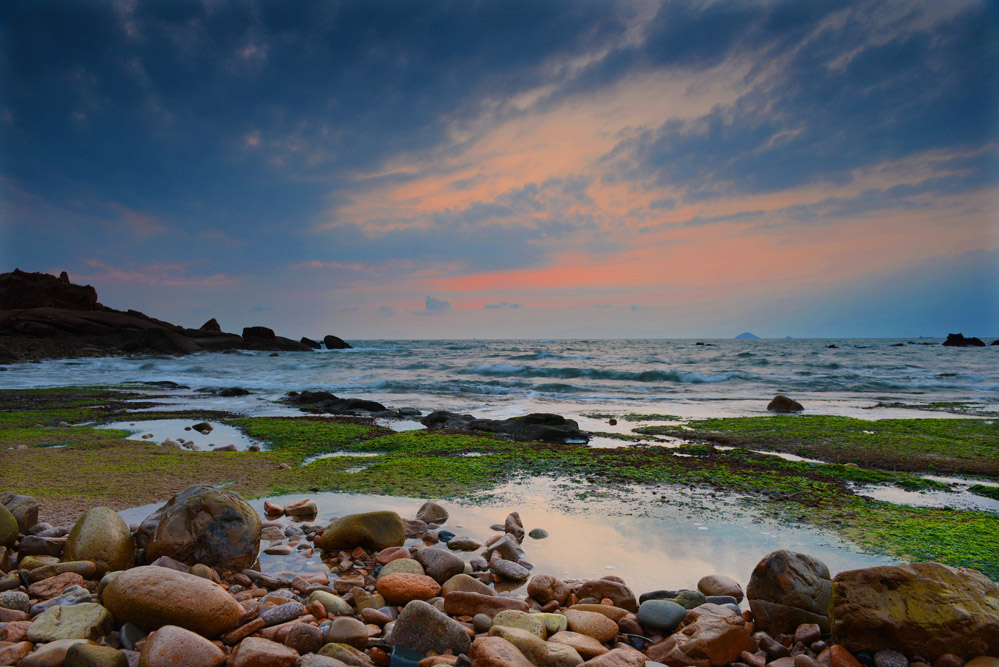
(528, 528, 548, 540)
(767, 394, 804, 412)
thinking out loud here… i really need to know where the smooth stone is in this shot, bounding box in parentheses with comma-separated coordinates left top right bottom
(285, 499, 318, 516)
(697, 574, 744, 602)
(0, 503, 20, 547)
(119, 623, 147, 651)
(415, 502, 449, 525)
(671, 590, 706, 610)
(259, 601, 306, 627)
(102, 565, 242, 637)
(318, 511, 405, 551)
(309, 591, 354, 616)
(377, 573, 442, 605)
(527, 529, 548, 540)
(27, 603, 114, 642)
(474, 613, 493, 633)
(64, 507, 135, 577)
(488, 625, 583, 667)
(492, 610, 547, 639)
(535, 613, 568, 636)
(327, 617, 369, 649)
(446, 537, 481, 551)
(490, 558, 530, 582)
(748, 550, 831, 635)
(318, 642, 378, 667)
(527, 575, 570, 607)
(229, 637, 298, 667)
(378, 558, 425, 580)
(0, 492, 40, 533)
(482, 534, 520, 562)
(563, 609, 618, 643)
(0, 590, 29, 613)
(443, 591, 529, 618)
(576, 580, 637, 613)
(415, 548, 465, 584)
(20, 638, 94, 667)
(469, 636, 534, 667)
(637, 599, 686, 634)
(548, 630, 609, 659)
(441, 573, 495, 597)
(65, 643, 129, 666)
(390, 599, 472, 656)
(285, 622, 326, 655)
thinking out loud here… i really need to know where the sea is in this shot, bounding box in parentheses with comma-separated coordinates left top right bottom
(3, 337, 997, 421)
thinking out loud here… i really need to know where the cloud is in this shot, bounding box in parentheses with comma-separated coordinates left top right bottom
(251, 304, 271, 312)
(78, 258, 239, 288)
(424, 296, 451, 312)
(378, 305, 395, 317)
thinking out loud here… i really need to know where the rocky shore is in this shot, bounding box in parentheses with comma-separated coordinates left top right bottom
(0, 270, 351, 361)
(1, 486, 997, 667)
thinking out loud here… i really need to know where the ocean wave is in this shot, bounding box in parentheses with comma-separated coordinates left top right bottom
(463, 364, 755, 384)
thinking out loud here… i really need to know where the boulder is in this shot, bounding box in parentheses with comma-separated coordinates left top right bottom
(637, 599, 686, 635)
(747, 550, 831, 634)
(0, 503, 17, 547)
(101, 565, 242, 637)
(63, 507, 135, 576)
(505, 512, 525, 543)
(391, 599, 472, 656)
(441, 573, 495, 597)
(229, 637, 298, 667)
(199, 318, 222, 332)
(135, 485, 261, 571)
(326, 616, 368, 649)
(487, 625, 583, 667)
(375, 573, 441, 605)
(19, 639, 94, 667)
(527, 575, 571, 607)
(138, 624, 225, 667)
(324, 335, 353, 350)
(0, 492, 40, 533)
(578, 647, 646, 667)
(647, 606, 756, 666)
(767, 395, 804, 412)
(301, 337, 322, 349)
(563, 609, 618, 643)
(317, 511, 405, 551)
(421, 412, 590, 443)
(831, 562, 999, 660)
(492, 610, 547, 639)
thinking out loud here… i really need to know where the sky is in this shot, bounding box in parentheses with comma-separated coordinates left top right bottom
(2, 0, 998, 340)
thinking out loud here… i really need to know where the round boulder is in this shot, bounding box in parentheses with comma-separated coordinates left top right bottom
(697, 574, 743, 602)
(416, 501, 449, 525)
(135, 485, 261, 571)
(64, 507, 135, 576)
(102, 565, 242, 637)
(138, 624, 225, 667)
(748, 550, 831, 635)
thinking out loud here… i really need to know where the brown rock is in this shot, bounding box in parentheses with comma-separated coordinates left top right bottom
(964, 660, 999, 667)
(831, 562, 999, 660)
(933, 655, 966, 667)
(0, 641, 33, 666)
(549, 631, 609, 659)
(102, 565, 242, 637)
(0, 620, 31, 642)
(415, 501, 449, 525)
(64, 507, 136, 577)
(575, 580, 636, 613)
(317, 512, 405, 552)
(563, 609, 618, 643)
(579, 647, 646, 667)
(0, 493, 40, 533)
(470, 636, 535, 667)
(768, 395, 804, 412)
(829, 646, 863, 667)
(28, 571, 86, 599)
(504, 513, 525, 543)
(285, 623, 326, 655)
(229, 637, 299, 667)
(748, 550, 831, 635)
(375, 572, 441, 605)
(375, 546, 411, 565)
(326, 617, 369, 649)
(20, 638, 93, 667)
(444, 591, 529, 618)
(138, 624, 225, 666)
(442, 573, 496, 597)
(566, 605, 628, 623)
(647, 610, 757, 667)
(697, 575, 744, 602)
(527, 575, 570, 607)
(264, 501, 284, 516)
(285, 499, 318, 517)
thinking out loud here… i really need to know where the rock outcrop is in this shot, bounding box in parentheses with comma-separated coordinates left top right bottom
(0, 269, 349, 359)
(942, 333, 987, 347)
(421, 411, 590, 443)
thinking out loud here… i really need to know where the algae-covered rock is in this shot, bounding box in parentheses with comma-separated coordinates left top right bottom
(136, 484, 260, 571)
(831, 561, 999, 660)
(316, 511, 405, 551)
(0, 492, 39, 533)
(64, 507, 135, 576)
(492, 610, 547, 639)
(0, 503, 17, 547)
(26, 603, 114, 642)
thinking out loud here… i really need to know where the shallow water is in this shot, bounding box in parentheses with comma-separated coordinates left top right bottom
(119, 478, 898, 596)
(95, 419, 262, 451)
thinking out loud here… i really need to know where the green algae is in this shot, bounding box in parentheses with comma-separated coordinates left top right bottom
(970, 484, 999, 501)
(2, 386, 997, 580)
(636, 415, 999, 477)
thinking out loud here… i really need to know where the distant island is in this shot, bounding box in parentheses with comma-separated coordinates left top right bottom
(735, 331, 760, 339)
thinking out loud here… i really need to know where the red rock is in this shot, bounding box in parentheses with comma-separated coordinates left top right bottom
(794, 624, 821, 647)
(829, 646, 863, 667)
(580, 647, 646, 667)
(470, 636, 535, 667)
(229, 637, 299, 667)
(376, 546, 411, 565)
(0, 641, 33, 666)
(444, 592, 529, 619)
(0, 608, 29, 622)
(139, 625, 225, 667)
(0, 621, 31, 642)
(741, 651, 766, 667)
(648, 611, 757, 666)
(933, 655, 966, 667)
(223, 618, 267, 645)
(564, 609, 618, 643)
(285, 499, 318, 517)
(576, 580, 636, 613)
(376, 573, 441, 605)
(263, 501, 284, 515)
(27, 571, 85, 599)
(284, 622, 325, 655)
(527, 575, 571, 606)
(698, 575, 744, 602)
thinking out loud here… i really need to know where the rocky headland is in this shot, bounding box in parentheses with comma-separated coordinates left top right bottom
(0, 270, 351, 362)
(1, 487, 997, 667)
